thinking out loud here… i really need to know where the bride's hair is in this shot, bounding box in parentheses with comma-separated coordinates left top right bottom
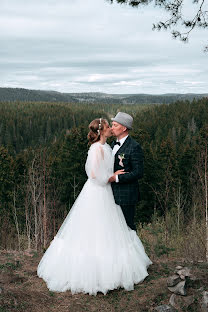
(88, 118, 108, 145)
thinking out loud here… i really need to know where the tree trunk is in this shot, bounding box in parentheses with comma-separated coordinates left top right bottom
(12, 188, 21, 251)
(43, 149, 47, 249)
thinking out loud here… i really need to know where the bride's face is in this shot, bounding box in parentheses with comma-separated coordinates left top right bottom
(102, 122, 112, 138)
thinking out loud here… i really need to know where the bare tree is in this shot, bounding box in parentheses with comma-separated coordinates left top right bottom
(173, 182, 187, 233)
(146, 162, 174, 244)
(70, 175, 80, 201)
(24, 150, 54, 251)
(12, 187, 21, 251)
(28, 155, 43, 250)
(25, 186, 32, 250)
(42, 149, 48, 249)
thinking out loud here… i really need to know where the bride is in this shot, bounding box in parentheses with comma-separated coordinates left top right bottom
(37, 118, 152, 295)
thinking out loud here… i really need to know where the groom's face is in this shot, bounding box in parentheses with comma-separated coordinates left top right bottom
(111, 121, 127, 137)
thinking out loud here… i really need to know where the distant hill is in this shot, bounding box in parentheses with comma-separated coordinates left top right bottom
(0, 87, 208, 105)
(0, 88, 78, 103)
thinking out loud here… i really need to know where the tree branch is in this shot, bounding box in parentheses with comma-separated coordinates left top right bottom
(109, 0, 208, 51)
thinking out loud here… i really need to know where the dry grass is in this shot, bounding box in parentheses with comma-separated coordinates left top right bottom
(138, 212, 206, 262)
(1, 250, 208, 312)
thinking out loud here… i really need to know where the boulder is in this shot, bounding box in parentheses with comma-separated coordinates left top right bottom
(176, 267, 191, 280)
(167, 275, 181, 287)
(169, 294, 194, 310)
(200, 291, 208, 312)
(168, 281, 186, 296)
(154, 304, 177, 312)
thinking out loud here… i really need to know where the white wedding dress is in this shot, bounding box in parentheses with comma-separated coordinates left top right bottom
(37, 142, 152, 295)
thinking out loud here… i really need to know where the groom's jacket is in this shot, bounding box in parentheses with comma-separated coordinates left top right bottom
(111, 136, 143, 205)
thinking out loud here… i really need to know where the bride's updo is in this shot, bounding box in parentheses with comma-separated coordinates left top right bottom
(88, 118, 108, 145)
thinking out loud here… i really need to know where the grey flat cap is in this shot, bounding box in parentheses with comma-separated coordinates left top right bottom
(111, 112, 133, 130)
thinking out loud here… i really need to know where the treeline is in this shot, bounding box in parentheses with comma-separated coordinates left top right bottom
(133, 98, 208, 221)
(1, 87, 208, 105)
(0, 101, 147, 153)
(0, 101, 109, 153)
(0, 98, 208, 258)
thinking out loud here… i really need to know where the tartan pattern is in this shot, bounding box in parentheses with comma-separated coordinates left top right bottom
(111, 136, 144, 205)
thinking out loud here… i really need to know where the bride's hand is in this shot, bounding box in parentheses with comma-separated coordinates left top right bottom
(115, 169, 125, 175)
(108, 170, 126, 183)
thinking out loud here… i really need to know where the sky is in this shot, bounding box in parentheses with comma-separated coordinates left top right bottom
(1, 0, 208, 94)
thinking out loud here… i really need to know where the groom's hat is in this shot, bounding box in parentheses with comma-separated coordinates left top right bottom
(111, 112, 133, 130)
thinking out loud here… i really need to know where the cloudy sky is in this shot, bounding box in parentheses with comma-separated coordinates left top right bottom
(1, 0, 208, 94)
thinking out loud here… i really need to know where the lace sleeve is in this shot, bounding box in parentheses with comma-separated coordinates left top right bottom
(85, 143, 111, 186)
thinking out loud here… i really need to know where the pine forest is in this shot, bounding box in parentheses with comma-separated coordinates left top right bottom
(1, 97, 208, 262)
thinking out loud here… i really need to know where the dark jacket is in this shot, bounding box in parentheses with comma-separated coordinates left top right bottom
(111, 136, 144, 205)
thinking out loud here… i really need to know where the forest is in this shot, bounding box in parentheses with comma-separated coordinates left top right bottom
(0, 97, 208, 262)
(1, 87, 208, 105)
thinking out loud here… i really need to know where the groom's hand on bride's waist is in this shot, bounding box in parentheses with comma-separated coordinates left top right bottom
(108, 169, 126, 183)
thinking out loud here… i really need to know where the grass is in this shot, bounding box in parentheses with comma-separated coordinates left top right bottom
(0, 308, 10, 312)
(0, 250, 208, 312)
(0, 261, 22, 271)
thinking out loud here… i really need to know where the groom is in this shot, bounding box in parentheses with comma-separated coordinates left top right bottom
(109, 112, 144, 231)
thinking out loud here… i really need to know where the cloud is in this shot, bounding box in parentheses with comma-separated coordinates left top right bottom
(0, 0, 207, 94)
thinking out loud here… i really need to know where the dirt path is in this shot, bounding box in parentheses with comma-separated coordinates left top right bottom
(0, 251, 207, 312)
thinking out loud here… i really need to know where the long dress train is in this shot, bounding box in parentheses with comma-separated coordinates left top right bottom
(37, 142, 152, 295)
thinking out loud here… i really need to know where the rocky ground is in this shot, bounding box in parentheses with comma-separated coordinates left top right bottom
(0, 250, 208, 312)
